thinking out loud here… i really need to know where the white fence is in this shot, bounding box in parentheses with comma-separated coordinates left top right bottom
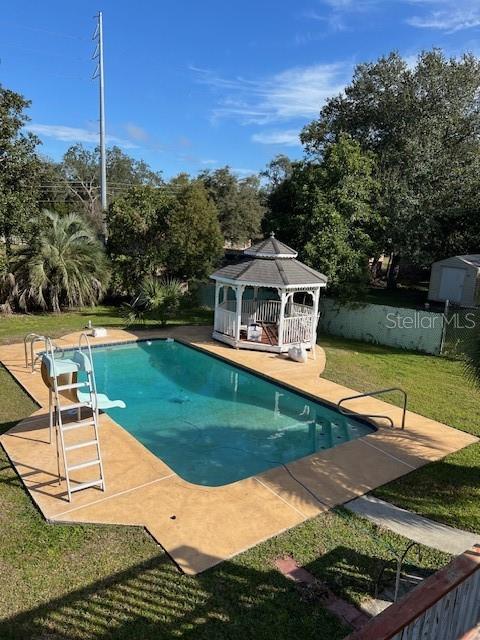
(319, 299, 444, 355)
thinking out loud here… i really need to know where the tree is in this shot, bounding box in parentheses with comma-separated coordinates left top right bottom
(107, 185, 171, 295)
(50, 144, 163, 233)
(301, 50, 480, 287)
(0, 86, 41, 259)
(165, 175, 224, 280)
(7, 211, 110, 312)
(200, 167, 265, 245)
(261, 154, 293, 192)
(265, 135, 379, 293)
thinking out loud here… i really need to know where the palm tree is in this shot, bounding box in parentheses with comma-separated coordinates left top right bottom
(9, 210, 110, 312)
(463, 338, 480, 388)
(123, 276, 184, 326)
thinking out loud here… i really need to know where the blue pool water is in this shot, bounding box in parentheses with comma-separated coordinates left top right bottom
(84, 340, 374, 486)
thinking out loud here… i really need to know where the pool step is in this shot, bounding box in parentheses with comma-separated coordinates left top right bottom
(70, 479, 104, 494)
(67, 458, 101, 472)
(59, 402, 91, 413)
(64, 439, 98, 452)
(57, 381, 89, 392)
(62, 419, 96, 432)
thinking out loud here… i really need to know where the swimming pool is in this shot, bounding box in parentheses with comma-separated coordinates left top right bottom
(87, 340, 375, 486)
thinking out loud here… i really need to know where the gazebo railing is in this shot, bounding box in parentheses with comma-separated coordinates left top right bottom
(219, 299, 281, 325)
(289, 302, 312, 316)
(281, 315, 314, 346)
(241, 299, 280, 324)
(215, 307, 237, 337)
(217, 298, 316, 344)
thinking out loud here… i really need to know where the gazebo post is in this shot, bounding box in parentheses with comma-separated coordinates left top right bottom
(311, 287, 321, 359)
(235, 284, 245, 345)
(278, 289, 287, 350)
(213, 282, 221, 332)
(253, 286, 258, 323)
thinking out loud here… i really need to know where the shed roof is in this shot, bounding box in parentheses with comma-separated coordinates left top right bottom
(435, 255, 480, 268)
(458, 255, 480, 268)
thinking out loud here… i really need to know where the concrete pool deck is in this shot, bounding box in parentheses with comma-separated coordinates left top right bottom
(0, 326, 477, 575)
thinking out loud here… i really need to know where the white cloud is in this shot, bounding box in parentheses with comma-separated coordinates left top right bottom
(231, 167, 257, 176)
(252, 129, 301, 146)
(124, 122, 149, 142)
(406, 0, 480, 31)
(27, 124, 138, 149)
(192, 62, 350, 125)
(316, 0, 480, 32)
(200, 159, 218, 165)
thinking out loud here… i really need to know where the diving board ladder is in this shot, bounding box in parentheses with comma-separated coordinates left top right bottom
(43, 333, 106, 501)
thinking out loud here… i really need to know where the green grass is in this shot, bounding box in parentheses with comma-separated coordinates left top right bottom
(0, 309, 451, 638)
(0, 304, 214, 345)
(0, 399, 447, 639)
(321, 334, 480, 534)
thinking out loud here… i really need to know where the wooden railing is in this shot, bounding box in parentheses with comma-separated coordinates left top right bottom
(281, 314, 314, 346)
(346, 545, 480, 640)
(214, 307, 237, 337)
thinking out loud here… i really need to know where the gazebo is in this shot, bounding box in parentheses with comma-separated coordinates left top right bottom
(210, 233, 327, 354)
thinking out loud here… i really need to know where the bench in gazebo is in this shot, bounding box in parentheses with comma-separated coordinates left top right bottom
(210, 233, 327, 354)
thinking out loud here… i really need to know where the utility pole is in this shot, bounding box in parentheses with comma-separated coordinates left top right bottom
(93, 11, 107, 239)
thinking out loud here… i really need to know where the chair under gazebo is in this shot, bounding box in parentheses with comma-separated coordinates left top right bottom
(210, 233, 327, 354)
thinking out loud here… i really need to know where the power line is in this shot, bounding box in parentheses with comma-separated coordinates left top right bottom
(0, 20, 87, 41)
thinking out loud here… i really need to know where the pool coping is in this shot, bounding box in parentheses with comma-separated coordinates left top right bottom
(1, 325, 478, 575)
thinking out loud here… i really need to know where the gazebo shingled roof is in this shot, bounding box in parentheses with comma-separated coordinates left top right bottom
(210, 256, 327, 287)
(211, 232, 327, 287)
(244, 235, 298, 259)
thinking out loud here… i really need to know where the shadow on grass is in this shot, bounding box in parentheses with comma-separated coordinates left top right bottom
(375, 444, 480, 533)
(305, 543, 437, 604)
(0, 548, 349, 640)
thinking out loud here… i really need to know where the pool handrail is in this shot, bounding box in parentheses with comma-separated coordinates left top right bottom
(24, 333, 65, 372)
(337, 387, 407, 429)
(24, 333, 46, 371)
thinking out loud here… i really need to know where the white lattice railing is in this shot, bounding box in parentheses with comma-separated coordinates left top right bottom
(281, 314, 314, 346)
(214, 307, 237, 337)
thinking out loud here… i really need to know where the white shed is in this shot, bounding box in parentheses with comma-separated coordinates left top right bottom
(428, 255, 480, 307)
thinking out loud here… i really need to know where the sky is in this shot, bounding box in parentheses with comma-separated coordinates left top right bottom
(1, 0, 480, 178)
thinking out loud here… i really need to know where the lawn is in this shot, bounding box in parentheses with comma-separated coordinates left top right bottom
(0, 304, 213, 345)
(321, 334, 480, 534)
(0, 308, 451, 639)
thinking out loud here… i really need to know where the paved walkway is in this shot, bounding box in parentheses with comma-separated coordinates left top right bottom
(346, 495, 479, 555)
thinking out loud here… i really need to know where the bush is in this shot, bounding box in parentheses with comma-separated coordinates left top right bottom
(122, 277, 185, 326)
